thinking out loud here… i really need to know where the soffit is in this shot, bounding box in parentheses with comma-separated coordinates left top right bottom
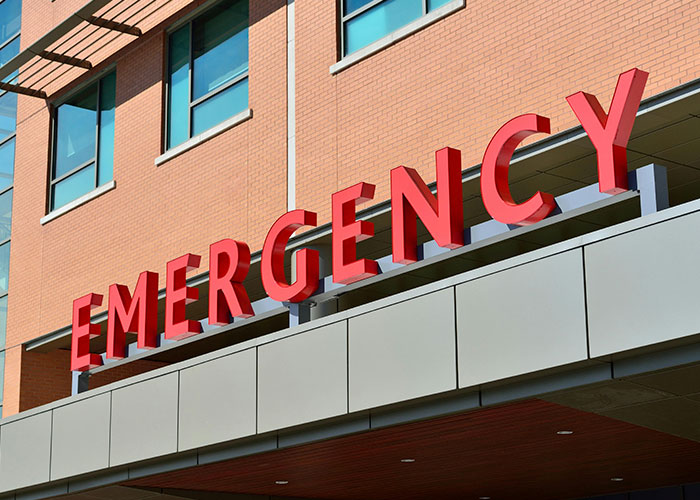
(123, 399, 700, 500)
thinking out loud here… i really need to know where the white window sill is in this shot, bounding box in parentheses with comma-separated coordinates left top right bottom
(40, 180, 116, 225)
(155, 108, 253, 166)
(330, 0, 465, 75)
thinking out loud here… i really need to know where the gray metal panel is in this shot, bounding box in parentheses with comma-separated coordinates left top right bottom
(51, 393, 111, 480)
(456, 249, 589, 388)
(109, 373, 179, 466)
(348, 288, 457, 412)
(0, 411, 52, 492)
(257, 321, 348, 433)
(178, 349, 257, 451)
(586, 211, 700, 357)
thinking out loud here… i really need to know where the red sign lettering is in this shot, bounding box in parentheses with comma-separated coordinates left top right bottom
(391, 147, 463, 264)
(481, 114, 555, 225)
(165, 254, 201, 340)
(107, 271, 159, 359)
(261, 210, 319, 302)
(567, 68, 648, 194)
(70, 69, 648, 370)
(332, 182, 378, 284)
(71, 293, 103, 371)
(209, 239, 254, 325)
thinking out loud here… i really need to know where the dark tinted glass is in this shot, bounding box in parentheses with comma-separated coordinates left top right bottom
(98, 72, 116, 186)
(192, 0, 248, 100)
(345, 0, 375, 15)
(167, 24, 190, 148)
(0, 188, 11, 242)
(0, 241, 9, 294)
(55, 83, 98, 179)
(0, 91, 16, 141)
(0, 137, 14, 192)
(0, 0, 21, 46)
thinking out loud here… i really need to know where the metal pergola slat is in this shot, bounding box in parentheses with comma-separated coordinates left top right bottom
(0, 0, 150, 99)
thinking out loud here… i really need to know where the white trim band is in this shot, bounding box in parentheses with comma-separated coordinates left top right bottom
(155, 108, 253, 166)
(40, 180, 116, 225)
(330, 0, 465, 75)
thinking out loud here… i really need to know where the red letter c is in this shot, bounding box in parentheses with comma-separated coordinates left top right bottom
(481, 114, 555, 226)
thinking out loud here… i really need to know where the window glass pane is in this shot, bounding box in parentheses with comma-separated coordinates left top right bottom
(0, 296, 6, 350)
(0, 189, 11, 242)
(0, 241, 9, 294)
(345, 0, 375, 16)
(192, 0, 248, 100)
(428, 0, 451, 9)
(0, 350, 4, 403)
(0, 36, 19, 84)
(344, 0, 422, 55)
(51, 162, 95, 211)
(0, 0, 21, 45)
(98, 72, 116, 186)
(191, 77, 247, 136)
(55, 83, 97, 179)
(0, 91, 17, 141)
(0, 137, 14, 192)
(167, 24, 190, 149)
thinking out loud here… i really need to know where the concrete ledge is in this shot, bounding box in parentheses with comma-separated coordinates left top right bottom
(40, 180, 116, 225)
(330, 0, 465, 75)
(155, 108, 252, 166)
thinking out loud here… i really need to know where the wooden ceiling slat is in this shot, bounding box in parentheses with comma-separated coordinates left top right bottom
(126, 399, 700, 500)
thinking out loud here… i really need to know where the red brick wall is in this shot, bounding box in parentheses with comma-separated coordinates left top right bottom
(89, 359, 170, 390)
(16, 348, 72, 412)
(4, 0, 700, 416)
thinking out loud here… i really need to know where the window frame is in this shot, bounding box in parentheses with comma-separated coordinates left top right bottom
(0, 0, 20, 409)
(0, 93, 14, 296)
(47, 68, 116, 214)
(342, 0, 437, 57)
(0, 32, 20, 58)
(164, 0, 250, 152)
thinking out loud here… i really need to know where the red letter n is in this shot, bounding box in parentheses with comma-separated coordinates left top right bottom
(391, 147, 463, 265)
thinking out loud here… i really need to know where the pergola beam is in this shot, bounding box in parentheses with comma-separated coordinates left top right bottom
(0, 82, 47, 99)
(39, 50, 92, 70)
(87, 16, 142, 36)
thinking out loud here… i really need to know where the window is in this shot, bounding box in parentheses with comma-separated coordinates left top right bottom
(0, 0, 21, 90)
(0, 0, 19, 412)
(342, 0, 452, 56)
(166, 0, 249, 149)
(50, 71, 115, 211)
(0, 0, 21, 52)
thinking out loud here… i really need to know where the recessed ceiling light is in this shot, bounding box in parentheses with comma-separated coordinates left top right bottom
(556, 430, 574, 435)
(275, 480, 289, 485)
(479, 497, 491, 499)
(610, 477, 624, 482)
(400, 458, 416, 463)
